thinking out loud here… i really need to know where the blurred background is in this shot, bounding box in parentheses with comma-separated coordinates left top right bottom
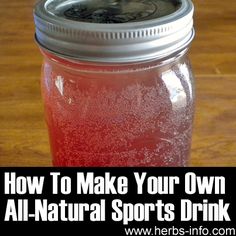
(0, 0, 236, 166)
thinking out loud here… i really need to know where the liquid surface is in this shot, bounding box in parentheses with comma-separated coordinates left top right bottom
(41, 56, 194, 166)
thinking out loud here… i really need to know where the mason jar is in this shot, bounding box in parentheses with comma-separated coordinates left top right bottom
(34, 0, 195, 167)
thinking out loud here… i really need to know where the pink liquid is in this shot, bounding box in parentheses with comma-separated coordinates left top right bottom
(41, 53, 194, 166)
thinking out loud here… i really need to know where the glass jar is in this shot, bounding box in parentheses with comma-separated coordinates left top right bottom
(34, 0, 195, 166)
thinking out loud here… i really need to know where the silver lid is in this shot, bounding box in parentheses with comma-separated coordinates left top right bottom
(34, 0, 194, 63)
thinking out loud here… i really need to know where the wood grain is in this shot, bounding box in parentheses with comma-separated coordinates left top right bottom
(0, 0, 236, 166)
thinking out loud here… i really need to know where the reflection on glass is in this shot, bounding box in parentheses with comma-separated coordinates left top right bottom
(162, 69, 187, 110)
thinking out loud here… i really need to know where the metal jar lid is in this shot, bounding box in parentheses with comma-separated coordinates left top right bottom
(34, 0, 194, 63)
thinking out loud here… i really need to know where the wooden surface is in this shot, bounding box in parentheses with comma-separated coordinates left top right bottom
(0, 0, 236, 166)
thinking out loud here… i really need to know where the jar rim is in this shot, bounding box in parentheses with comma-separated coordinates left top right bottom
(40, 46, 190, 74)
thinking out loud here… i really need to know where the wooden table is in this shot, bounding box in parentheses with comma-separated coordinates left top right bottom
(0, 0, 236, 166)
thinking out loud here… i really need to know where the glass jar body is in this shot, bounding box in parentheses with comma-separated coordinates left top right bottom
(41, 49, 195, 166)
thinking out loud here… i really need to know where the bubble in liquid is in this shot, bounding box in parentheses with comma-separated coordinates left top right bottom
(42, 61, 194, 167)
